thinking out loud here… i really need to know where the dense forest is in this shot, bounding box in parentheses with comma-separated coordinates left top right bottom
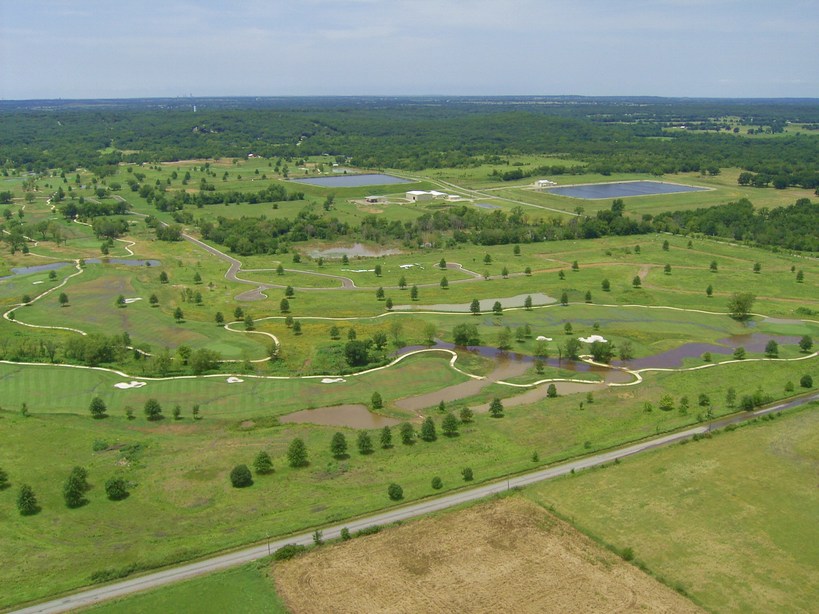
(2, 97, 818, 188)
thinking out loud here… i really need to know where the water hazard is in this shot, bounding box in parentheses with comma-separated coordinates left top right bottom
(279, 404, 400, 429)
(548, 180, 708, 200)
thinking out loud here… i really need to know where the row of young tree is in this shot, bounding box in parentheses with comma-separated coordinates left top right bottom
(3, 465, 129, 517)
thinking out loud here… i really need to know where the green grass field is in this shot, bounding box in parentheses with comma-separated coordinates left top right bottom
(85, 561, 287, 614)
(525, 404, 819, 613)
(1, 162, 817, 610)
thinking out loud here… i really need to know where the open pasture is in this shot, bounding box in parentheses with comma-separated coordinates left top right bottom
(527, 405, 819, 613)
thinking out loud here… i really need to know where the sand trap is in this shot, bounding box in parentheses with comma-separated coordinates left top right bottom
(344, 269, 375, 273)
(536, 336, 552, 342)
(123, 297, 142, 304)
(321, 377, 346, 384)
(399, 263, 422, 269)
(226, 376, 244, 384)
(579, 335, 608, 344)
(114, 381, 146, 390)
(32, 281, 44, 285)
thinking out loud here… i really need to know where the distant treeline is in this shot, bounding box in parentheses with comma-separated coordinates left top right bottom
(2, 98, 818, 187)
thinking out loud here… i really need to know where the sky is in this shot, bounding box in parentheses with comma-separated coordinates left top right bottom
(1, 0, 817, 100)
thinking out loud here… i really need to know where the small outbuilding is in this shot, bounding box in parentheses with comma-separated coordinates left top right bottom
(535, 179, 556, 188)
(406, 190, 435, 202)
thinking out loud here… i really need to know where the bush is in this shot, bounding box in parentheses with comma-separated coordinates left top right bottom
(273, 544, 307, 561)
(431, 476, 443, 490)
(801, 374, 814, 388)
(340, 527, 351, 541)
(387, 483, 404, 501)
(621, 547, 635, 561)
(354, 525, 381, 537)
(17, 484, 39, 516)
(105, 477, 129, 501)
(253, 451, 274, 475)
(462, 467, 474, 481)
(229, 464, 253, 488)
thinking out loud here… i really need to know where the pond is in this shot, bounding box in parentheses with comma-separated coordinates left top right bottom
(308, 243, 401, 258)
(547, 180, 708, 200)
(0, 258, 161, 282)
(291, 173, 413, 188)
(279, 404, 400, 428)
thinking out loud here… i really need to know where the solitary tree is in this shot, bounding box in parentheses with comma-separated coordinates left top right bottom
(798, 335, 813, 353)
(105, 477, 129, 500)
(470, 298, 481, 315)
(17, 484, 39, 516)
(571, 260, 579, 271)
(115, 294, 126, 308)
(440, 276, 449, 289)
(398, 275, 407, 289)
(399, 422, 415, 445)
(558, 270, 565, 280)
(632, 276, 641, 288)
(375, 286, 385, 300)
(662, 240, 670, 251)
(174, 307, 184, 322)
(489, 397, 504, 418)
(410, 285, 419, 301)
(357, 431, 374, 455)
(330, 432, 348, 458)
(193, 272, 202, 284)
(664, 264, 671, 275)
(230, 464, 253, 488)
(215, 311, 224, 326)
(461, 467, 474, 481)
(234, 306, 244, 320)
(58, 292, 69, 306)
(63, 468, 88, 508)
(524, 266, 532, 276)
(710, 260, 718, 272)
(753, 262, 761, 273)
(280, 298, 290, 313)
(431, 477, 443, 490)
(796, 269, 804, 283)
(727, 292, 755, 321)
(459, 406, 474, 423)
(276, 264, 284, 275)
(244, 314, 255, 330)
(385, 297, 393, 311)
(285, 285, 295, 298)
(159, 271, 169, 284)
(800, 374, 813, 388)
(765, 340, 779, 358)
(287, 438, 309, 467)
(380, 426, 393, 449)
(706, 284, 713, 298)
(442, 412, 459, 437)
(253, 451, 274, 475)
(89, 396, 107, 419)
(501, 266, 509, 278)
(726, 387, 737, 407)
(387, 483, 404, 501)
(420, 416, 437, 441)
(560, 291, 569, 306)
(374, 264, 382, 277)
(524, 295, 533, 310)
(371, 391, 383, 409)
(143, 398, 162, 421)
(439, 257, 447, 269)
(601, 278, 610, 291)
(149, 293, 159, 307)
(547, 383, 558, 398)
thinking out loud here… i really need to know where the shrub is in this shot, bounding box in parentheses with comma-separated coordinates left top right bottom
(387, 483, 404, 501)
(340, 527, 351, 541)
(462, 467, 474, 481)
(801, 374, 814, 388)
(229, 464, 253, 488)
(431, 477, 443, 490)
(253, 451, 274, 475)
(273, 544, 307, 561)
(105, 477, 129, 501)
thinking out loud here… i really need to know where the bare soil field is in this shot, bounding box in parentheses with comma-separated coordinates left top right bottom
(274, 497, 702, 614)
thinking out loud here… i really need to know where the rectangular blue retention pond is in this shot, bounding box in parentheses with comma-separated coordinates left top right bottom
(547, 180, 709, 200)
(291, 173, 413, 188)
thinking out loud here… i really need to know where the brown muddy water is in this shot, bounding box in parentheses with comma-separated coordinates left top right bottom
(279, 404, 401, 429)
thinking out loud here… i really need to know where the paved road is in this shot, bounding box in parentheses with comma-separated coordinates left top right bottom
(14, 392, 818, 614)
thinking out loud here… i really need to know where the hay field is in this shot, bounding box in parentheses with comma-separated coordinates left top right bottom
(275, 497, 701, 614)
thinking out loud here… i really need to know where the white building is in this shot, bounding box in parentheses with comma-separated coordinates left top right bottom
(535, 179, 556, 188)
(406, 190, 449, 202)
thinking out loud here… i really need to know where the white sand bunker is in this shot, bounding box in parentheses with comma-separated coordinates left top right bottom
(399, 263, 422, 269)
(321, 377, 346, 384)
(226, 377, 244, 384)
(344, 269, 375, 273)
(124, 297, 142, 304)
(33, 281, 44, 285)
(579, 335, 608, 344)
(114, 381, 146, 389)
(536, 336, 552, 342)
